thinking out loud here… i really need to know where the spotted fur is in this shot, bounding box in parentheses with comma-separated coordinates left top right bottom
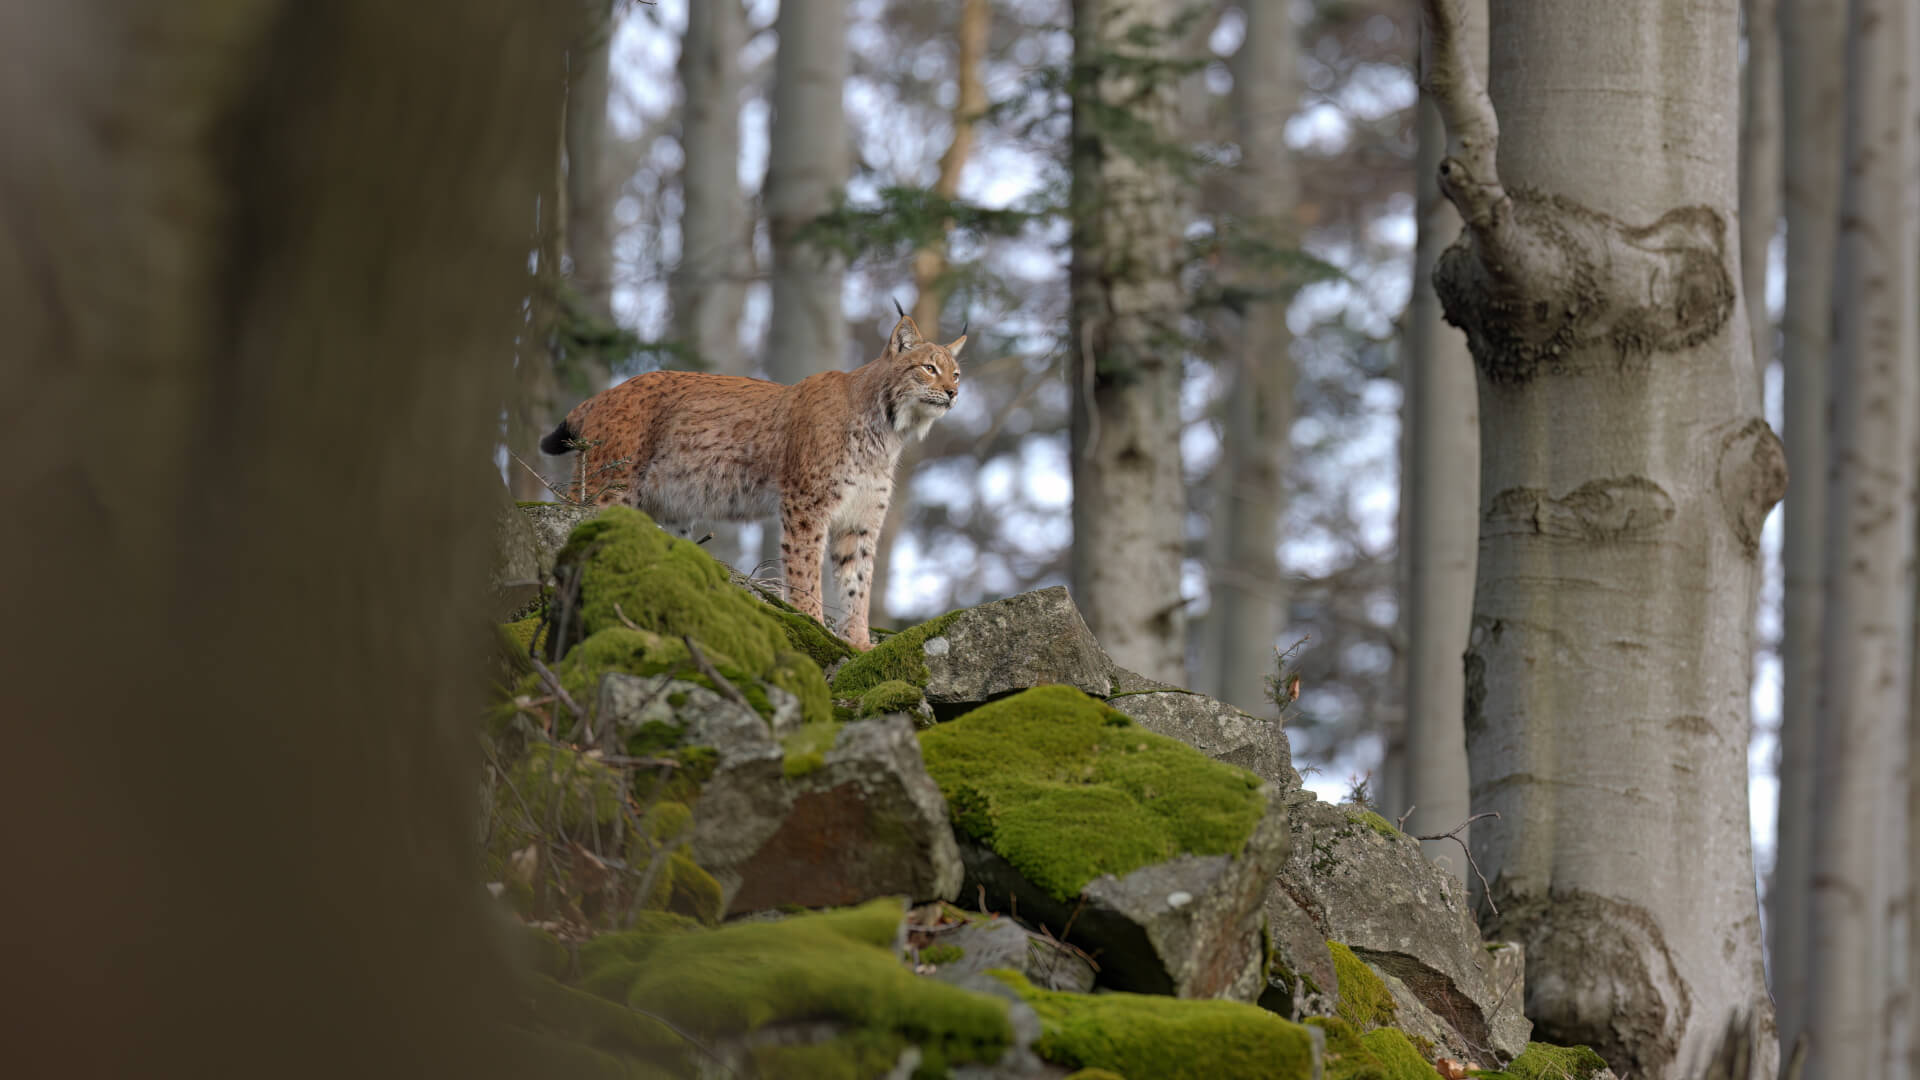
(543, 314, 965, 650)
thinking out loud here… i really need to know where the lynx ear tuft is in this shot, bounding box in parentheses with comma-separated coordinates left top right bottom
(945, 335, 968, 358)
(889, 315, 924, 354)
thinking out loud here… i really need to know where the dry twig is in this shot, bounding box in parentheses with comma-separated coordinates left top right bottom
(682, 635, 754, 714)
(1415, 810, 1503, 916)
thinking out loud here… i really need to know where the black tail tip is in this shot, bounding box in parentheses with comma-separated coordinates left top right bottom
(539, 420, 578, 456)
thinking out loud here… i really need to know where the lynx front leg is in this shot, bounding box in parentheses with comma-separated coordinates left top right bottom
(778, 498, 829, 626)
(829, 506, 886, 651)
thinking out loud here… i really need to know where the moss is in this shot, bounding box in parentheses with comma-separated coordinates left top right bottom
(513, 744, 624, 832)
(579, 899, 1011, 1068)
(501, 615, 550, 658)
(656, 850, 722, 925)
(524, 972, 686, 1059)
(858, 679, 927, 718)
(1063, 1072, 1129, 1080)
(1305, 1018, 1433, 1080)
(773, 607, 857, 669)
(919, 944, 965, 965)
(748, 1031, 910, 1079)
(1470, 1043, 1610, 1080)
(1342, 808, 1402, 841)
(1328, 942, 1397, 1030)
(644, 801, 693, 844)
(993, 970, 1316, 1080)
(771, 647, 833, 727)
(781, 720, 843, 778)
(917, 686, 1267, 901)
(830, 610, 963, 697)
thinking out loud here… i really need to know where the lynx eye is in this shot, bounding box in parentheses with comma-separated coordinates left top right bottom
(922, 363, 938, 374)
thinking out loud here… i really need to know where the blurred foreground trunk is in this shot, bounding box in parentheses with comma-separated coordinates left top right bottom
(0, 3, 566, 1077)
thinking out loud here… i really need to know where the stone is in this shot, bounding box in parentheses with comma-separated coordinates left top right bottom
(956, 783, 1291, 1003)
(927, 916, 1097, 994)
(598, 672, 782, 762)
(692, 714, 963, 914)
(491, 488, 546, 618)
(1107, 690, 1301, 797)
(921, 586, 1117, 704)
(1260, 882, 1338, 1021)
(1272, 797, 1531, 1059)
(517, 501, 595, 576)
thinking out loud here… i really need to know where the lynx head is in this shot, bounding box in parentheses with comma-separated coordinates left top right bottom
(880, 312, 965, 439)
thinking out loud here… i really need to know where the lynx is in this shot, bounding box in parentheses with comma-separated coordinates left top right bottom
(540, 312, 965, 651)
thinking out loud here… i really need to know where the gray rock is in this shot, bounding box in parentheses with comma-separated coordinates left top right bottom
(1274, 797, 1531, 1058)
(922, 587, 1117, 703)
(491, 489, 546, 619)
(1107, 690, 1301, 796)
(516, 501, 595, 575)
(1260, 882, 1338, 1021)
(956, 782, 1291, 1003)
(598, 672, 777, 765)
(692, 714, 963, 914)
(926, 917, 1096, 994)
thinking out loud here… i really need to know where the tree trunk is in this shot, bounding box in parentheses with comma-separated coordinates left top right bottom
(1398, 5, 1483, 877)
(871, 0, 990, 626)
(1198, 0, 1296, 716)
(1068, 0, 1190, 684)
(1769, 0, 1847, 1056)
(565, 0, 616, 392)
(1805, 0, 1918, 1073)
(761, 0, 850, 583)
(1421, 1, 1784, 1075)
(674, 0, 748, 376)
(0, 2, 566, 1077)
(1739, 0, 1780, 392)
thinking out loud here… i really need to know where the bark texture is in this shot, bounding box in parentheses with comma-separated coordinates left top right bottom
(1069, 0, 1191, 684)
(1400, 7, 1483, 879)
(1200, 0, 1297, 714)
(0, 2, 565, 1077)
(1805, 0, 1918, 1074)
(765, 0, 849, 385)
(1769, 0, 1847, 1056)
(1421, 1, 1782, 1075)
(674, 0, 748, 376)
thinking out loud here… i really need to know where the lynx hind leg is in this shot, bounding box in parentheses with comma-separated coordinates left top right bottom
(778, 500, 829, 628)
(829, 516, 883, 651)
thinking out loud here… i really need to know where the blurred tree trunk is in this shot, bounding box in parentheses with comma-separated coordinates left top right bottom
(1805, 0, 1918, 1072)
(1422, 0, 1783, 1075)
(0, 2, 566, 1078)
(1396, 6, 1483, 880)
(674, 0, 748, 376)
(566, 0, 616, 387)
(1769, 0, 1846, 1055)
(673, 0, 750, 566)
(1068, 0, 1190, 684)
(761, 0, 850, 584)
(1739, 0, 1780, 393)
(1198, 0, 1296, 716)
(871, 0, 990, 626)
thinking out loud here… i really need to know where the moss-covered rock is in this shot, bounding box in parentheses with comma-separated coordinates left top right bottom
(579, 899, 1013, 1070)
(1470, 1042, 1610, 1080)
(992, 970, 1318, 1080)
(1307, 1017, 1434, 1080)
(1329, 941, 1397, 1030)
(512, 743, 624, 832)
(830, 610, 962, 698)
(857, 679, 927, 718)
(917, 685, 1268, 901)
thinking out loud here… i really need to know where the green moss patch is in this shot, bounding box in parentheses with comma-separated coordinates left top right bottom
(917, 685, 1267, 900)
(1328, 942, 1397, 1030)
(578, 899, 1012, 1068)
(919, 944, 965, 965)
(858, 679, 927, 718)
(1307, 1017, 1433, 1080)
(1470, 1043, 1610, 1080)
(780, 720, 843, 778)
(994, 970, 1316, 1080)
(830, 610, 962, 697)
(1342, 808, 1402, 841)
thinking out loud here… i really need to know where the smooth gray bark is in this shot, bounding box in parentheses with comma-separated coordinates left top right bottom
(1739, 0, 1781, 393)
(674, 0, 748, 376)
(1200, 0, 1296, 714)
(1400, 43, 1482, 879)
(1421, 0, 1783, 1074)
(1806, 1, 1918, 1075)
(1770, 0, 1847, 1057)
(1069, 0, 1190, 683)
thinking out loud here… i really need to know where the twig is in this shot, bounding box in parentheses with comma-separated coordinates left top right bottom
(528, 654, 590, 742)
(507, 449, 573, 503)
(682, 636, 754, 714)
(1415, 0, 1506, 229)
(613, 601, 643, 632)
(1396, 804, 1416, 831)
(1416, 811, 1502, 916)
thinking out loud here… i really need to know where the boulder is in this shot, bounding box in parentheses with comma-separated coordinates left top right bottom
(1106, 691, 1300, 797)
(920, 686, 1288, 1001)
(1271, 798, 1531, 1060)
(598, 671, 783, 762)
(925, 915, 1097, 994)
(832, 587, 1118, 707)
(492, 489, 547, 618)
(692, 714, 963, 914)
(518, 501, 595, 575)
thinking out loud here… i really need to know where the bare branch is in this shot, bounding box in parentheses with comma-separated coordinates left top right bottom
(682, 636, 755, 715)
(1416, 810, 1503, 916)
(1416, 0, 1507, 230)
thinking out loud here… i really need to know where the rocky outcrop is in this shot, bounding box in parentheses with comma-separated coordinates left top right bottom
(923, 914, 1097, 994)
(1107, 690, 1299, 797)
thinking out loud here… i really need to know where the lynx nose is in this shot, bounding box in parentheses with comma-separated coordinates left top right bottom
(945, 387, 957, 403)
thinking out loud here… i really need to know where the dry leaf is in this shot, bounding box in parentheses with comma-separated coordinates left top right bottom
(1435, 1058, 1469, 1079)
